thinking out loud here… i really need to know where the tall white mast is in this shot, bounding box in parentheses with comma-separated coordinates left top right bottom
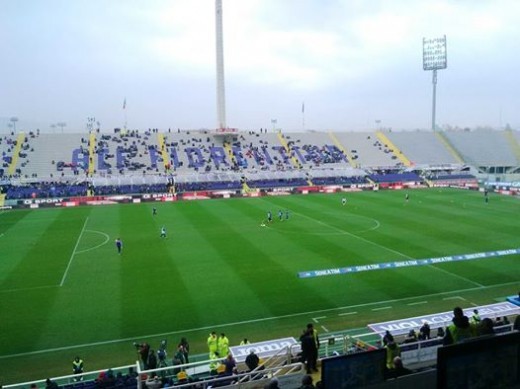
(215, 0, 227, 129)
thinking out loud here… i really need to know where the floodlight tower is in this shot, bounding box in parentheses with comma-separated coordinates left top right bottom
(215, 0, 227, 130)
(423, 35, 447, 131)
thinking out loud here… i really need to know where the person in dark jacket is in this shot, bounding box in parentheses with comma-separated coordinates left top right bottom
(300, 328, 318, 374)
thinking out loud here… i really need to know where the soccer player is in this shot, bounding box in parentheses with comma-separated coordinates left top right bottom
(405, 193, 409, 202)
(285, 209, 290, 220)
(160, 226, 167, 238)
(278, 209, 283, 221)
(342, 197, 347, 206)
(267, 210, 272, 223)
(152, 207, 157, 216)
(115, 238, 123, 254)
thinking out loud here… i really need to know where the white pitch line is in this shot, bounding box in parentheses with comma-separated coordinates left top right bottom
(313, 316, 326, 323)
(339, 312, 357, 316)
(0, 285, 59, 294)
(59, 217, 88, 287)
(295, 212, 485, 288)
(75, 230, 110, 254)
(443, 296, 466, 301)
(372, 306, 392, 311)
(429, 265, 484, 288)
(407, 301, 428, 306)
(321, 325, 329, 333)
(1, 280, 518, 360)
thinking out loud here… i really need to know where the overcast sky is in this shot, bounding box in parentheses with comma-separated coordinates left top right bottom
(1, 0, 519, 132)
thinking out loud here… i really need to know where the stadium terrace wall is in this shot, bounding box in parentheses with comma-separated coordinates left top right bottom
(4, 181, 386, 209)
(4, 179, 495, 210)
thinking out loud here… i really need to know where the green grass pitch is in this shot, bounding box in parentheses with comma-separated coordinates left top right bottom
(1, 188, 519, 383)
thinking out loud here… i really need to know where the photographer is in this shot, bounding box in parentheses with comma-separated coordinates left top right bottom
(134, 342, 150, 369)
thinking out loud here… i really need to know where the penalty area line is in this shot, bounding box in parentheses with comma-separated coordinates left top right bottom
(60, 217, 89, 287)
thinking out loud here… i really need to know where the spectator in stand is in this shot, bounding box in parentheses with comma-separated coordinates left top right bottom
(402, 329, 417, 344)
(245, 350, 259, 371)
(264, 377, 280, 389)
(436, 327, 445, 338)
(223, 353, 237, 375)
(134, 342, 150, 369)
(382, 330, 394, 346)
(45, 379, 59, 389)
(300, 374, 315, 389)
(147, 349, 158, 370)
(240, 338, 250, 345)
(145, 374, 162, 389)
(300, 327, 318, 374)
(471, 309, 481, 324)
(443, 307, 477, 345)
(385, 339, 401, 369)
(386, 356, 413, 379)
(176, 371, 190, 386)
(419, 322, 431, 340)
(179, 337, 190, 363)
(306, 324, 320, 372)
(495, 317, 504, 327)
(307, 323, 320, 354)
(173, 344, 186, 373)
(477, 318, 495, 336)
(503, 316, 510, 325)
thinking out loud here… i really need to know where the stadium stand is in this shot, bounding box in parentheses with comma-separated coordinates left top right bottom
(331, 131, 400, 168)
(16, 132, 86, 179)
(443, 129, 518, 168)
(383, 131, 460, 166)
(4, 128, 517, 200)
(4, 129, 516, 187)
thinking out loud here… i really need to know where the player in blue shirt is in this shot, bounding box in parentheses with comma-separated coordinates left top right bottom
(115, 238, 123, 254)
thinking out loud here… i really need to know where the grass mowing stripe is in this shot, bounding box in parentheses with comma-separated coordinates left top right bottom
(0, 281, 520, 360)
(3, 279, 518, 360)
(2, 189, 519, 383)
(59, 217, 89, 286)
(294, 210, 485, 288)
(118, 202, 203, 337)
(183, 201, 334, 317)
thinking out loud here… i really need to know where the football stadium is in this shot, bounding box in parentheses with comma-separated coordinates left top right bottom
(2, 1, 520, 389)
(2, 127, 520, 387)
